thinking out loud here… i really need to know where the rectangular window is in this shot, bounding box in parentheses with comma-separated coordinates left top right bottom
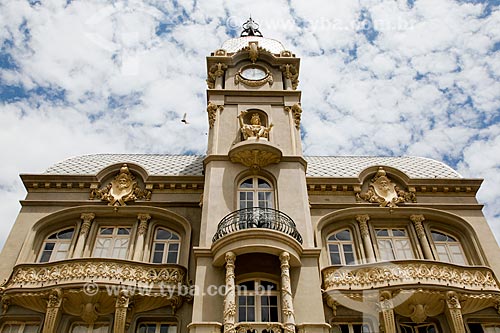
(376, 228, 415, 261)
(93, 227, 131, 259)
(137, 323, 177, 333)
(331, 323, 372, 333)
(0, 323, 40, 333)
(238, 295, 256, 322)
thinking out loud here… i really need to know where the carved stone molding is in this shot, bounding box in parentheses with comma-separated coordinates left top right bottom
(206, 62, 227, 89)
(284, 104, 302, 129)
(4, 259, 187, 290)
(137, 213, 151, 236)
(280, 64, 299, 90)
(356, 214, 370, 238)
(80, 213, 95, 236)
(207, 102, 224, 129)
(224, 252, 236, 333)
(230, 149, 281, 169)
(410, 215, 426, 239)
(89, 164, 151, 206)
(356, 167, 416, 207)
(322, 261, 500, 292)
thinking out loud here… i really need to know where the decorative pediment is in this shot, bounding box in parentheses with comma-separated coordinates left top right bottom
(90, 164, 151, 206)
(356, 167, 416, 207)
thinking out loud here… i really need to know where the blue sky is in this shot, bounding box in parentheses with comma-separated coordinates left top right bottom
(0, 0, 499, 249)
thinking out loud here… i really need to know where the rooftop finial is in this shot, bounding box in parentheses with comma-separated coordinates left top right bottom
(241, 17, 263, 37)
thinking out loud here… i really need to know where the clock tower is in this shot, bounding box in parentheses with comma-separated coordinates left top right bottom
(191, 18, 328, 333)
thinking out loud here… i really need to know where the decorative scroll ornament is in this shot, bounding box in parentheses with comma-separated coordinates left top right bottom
(206, 62, 227, 89)
(280, 64, 299, 90)
(356, 167, 416, 207)
(248, 41, 259, 63)
(284, 104, 302, 129)
(90, 164, 151, 206)
(207, 102, 224, 128)
(238, 111, 273, 140)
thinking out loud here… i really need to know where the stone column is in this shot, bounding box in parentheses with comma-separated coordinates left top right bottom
(223, 252, 236, 333)
(379, 291, 396, 333)
(133, 213, 151, 261)
(42, 288, 63, 333)
(356, 215, 375, 263)
(410, 215, 434, 260)
(280, 252, 296, 333)
(73, 213, 95, 258)
(445, 292, 466, 333)
(113, 290, 130, 333)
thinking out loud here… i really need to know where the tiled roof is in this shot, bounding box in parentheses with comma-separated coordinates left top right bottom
(221, 36, 285, 54)
(44, 154, 462, 179)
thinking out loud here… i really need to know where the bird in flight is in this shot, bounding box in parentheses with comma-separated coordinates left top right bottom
(181, 113, 189, 124)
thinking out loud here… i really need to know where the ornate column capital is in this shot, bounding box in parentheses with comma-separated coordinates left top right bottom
(356, 214, 370, 238)
(137, 213, 151, 236)
(280, 251, 290, 265)
(80, 213, 95, 236)
(410, 215, 426, 239)
(225, 252, 236, 265)
(445, 291, 466, 333)
(379, 291, 396, 333)
(42, 288, 63, 333)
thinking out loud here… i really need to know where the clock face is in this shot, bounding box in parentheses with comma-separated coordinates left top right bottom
(240, 67, 268, 81)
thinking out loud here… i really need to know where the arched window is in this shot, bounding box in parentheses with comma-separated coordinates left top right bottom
(39, 228, 75, 263)
(431, 231, 467, 265)
(237, 280, 280, 322)
(375, 228, 415, 261)
(151, 228, 180, 264)
(93, 227, 131, 259)
(238, 177, 274, 209)
(327, 229, 356, 265)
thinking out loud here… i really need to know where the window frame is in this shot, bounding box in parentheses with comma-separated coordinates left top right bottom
(237, 176, 275, 210)
(38, 228, 76, 263)
(429, 230, 468, 265)
(399, 322, 439, 332)
(92, 226, 132, 260)
(236, 279, 281, 323)
(330, 322, 373, 333)
(0, 322, 40, 333)
(327, 229, 357, 266)
(150, 227, 181, 264)
(136, 322, 177, 333)
(373, 226, 418, 261)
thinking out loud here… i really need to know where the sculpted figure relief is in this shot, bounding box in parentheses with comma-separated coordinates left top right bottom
(237, 111, 273, 140)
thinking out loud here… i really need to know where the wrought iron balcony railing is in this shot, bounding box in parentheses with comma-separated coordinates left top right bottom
(212, 207, 303, 244)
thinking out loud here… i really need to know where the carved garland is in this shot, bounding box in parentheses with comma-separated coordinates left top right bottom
(207, 102, 224, 129)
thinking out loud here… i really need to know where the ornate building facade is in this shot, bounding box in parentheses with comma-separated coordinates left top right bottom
(1, 19, 500, 333)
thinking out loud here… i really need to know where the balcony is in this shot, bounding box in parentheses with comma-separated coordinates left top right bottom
(212, 207, 303, 244)
(322, 260, 500, 293)
(3, 258, 188, 291)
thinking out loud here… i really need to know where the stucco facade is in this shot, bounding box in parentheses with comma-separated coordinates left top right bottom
(1, 20, 500, 333)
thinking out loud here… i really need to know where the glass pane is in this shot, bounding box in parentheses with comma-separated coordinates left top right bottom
(24, 325, 40, 333)
(239, 281, 255, 291)
(154, 243, 165, 251)
(392, 229, 406, 237)
(378, 240, 395, 260)
(93, 324, 109, 333)
(170, 233, 179, 240)
(118, 228, 130, 235)
(247, 306, 255, 321)
(40, 250, 52, 263)
(166, 250, 178, 264)
(260, 281, 277, 291)
(71, 325, 88, 333)
(240, 179, 253, 188)
(58, 229, 74, 239)
(44, 243, 55, 251)
(156, 229, 172, 240)
(331, 252, 341, 265)
(258, 178, 271, 188)
(336, 230, 351, 240)
(152, 251, 163, 263)
(432, 231, 448, 242)
(436, 245, 450, 262)
(100, 228, 113, 235)
(376, 229, 389, 236)
(270, 306, 279, 322)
